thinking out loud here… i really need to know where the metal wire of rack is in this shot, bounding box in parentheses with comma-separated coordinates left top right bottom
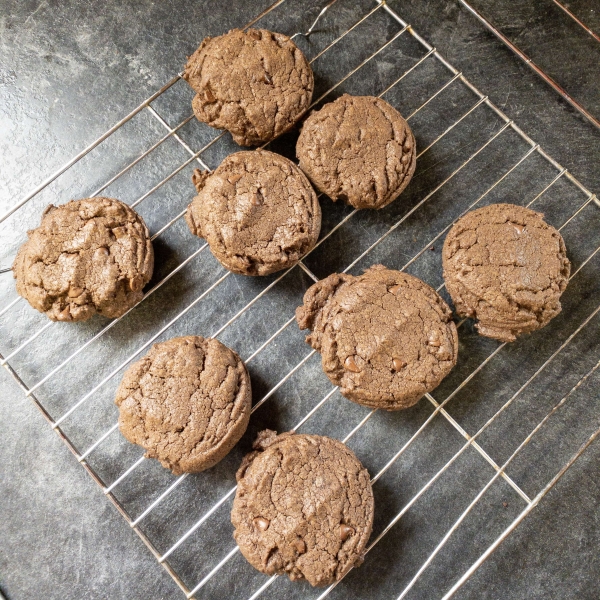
(1, 0, 599, 598)
(456, 0, 600, 130)
(550, 0, 600, 42)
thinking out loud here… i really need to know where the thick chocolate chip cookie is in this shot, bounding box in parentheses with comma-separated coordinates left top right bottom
(186, 149, 321, 276)
(116, 336, 251, 475)
(296, 94, 416, 209)
(443, 203, 571, 342)
(13, 197, 153, 322)
(183, 29, 314, 146)
(296, 265, 458, 410)
(232, 430, 374, 587)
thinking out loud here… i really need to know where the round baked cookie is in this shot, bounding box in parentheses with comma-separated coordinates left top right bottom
(13, 197, 153, 322)
(296, 94, 416, 209)
(116, 336, 251, 475)
(231, 430, 374, 587)
(185, 149, 321, 276)
(296, 265, 458, 410)
(183, 28, 314, 146)
(442, 203, 571, 342)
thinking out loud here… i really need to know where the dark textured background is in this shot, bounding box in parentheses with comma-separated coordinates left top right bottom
(1, 1, 599, 599)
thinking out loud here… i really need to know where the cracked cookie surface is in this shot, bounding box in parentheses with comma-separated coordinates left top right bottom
(296, 265, 458, 410)
(231, 430, 374, 587)
(296, 94, 416, 209)
(116, 336, 251, 475)
(183, 28, 314, 146)
(442, 203, 570, 342)
(185, 149, 321, 276)
(13, 197, 154, 322)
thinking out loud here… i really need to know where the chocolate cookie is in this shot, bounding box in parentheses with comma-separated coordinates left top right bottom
(13, 197, 153, 322)
(183, 29, 314, 146)
(296, 265, 458, 410)
(116, 336, 251, 475)
(185, 149, 321, 276)
(442, 203, 571, 342)
(231, 430, 374, 587)
(296, 94, 416, 209)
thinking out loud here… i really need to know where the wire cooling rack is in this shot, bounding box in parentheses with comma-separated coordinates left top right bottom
(1, 1, 600, 598)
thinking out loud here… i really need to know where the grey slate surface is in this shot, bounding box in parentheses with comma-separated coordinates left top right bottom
(1, 1, 599, 599)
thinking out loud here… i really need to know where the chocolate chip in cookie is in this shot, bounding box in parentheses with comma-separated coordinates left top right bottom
(116, 336, 251, 475)
(13, 197, 154, 322)
(296, 94, 416, 209)
(183, 29, 314, 146)
(296, 265, 458, 410)
(185, 149, 321, 276)
(442, 203, 570, 342)
(231, 430, 374, 587)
